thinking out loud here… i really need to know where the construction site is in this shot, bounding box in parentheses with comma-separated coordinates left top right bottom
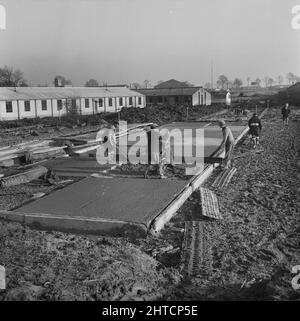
(0, 0, 300, 305)
(0, 100, 299, 301)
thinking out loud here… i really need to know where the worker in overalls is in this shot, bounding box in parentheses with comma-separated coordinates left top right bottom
(144, 124, 169, 179)
(96, 123, 117, 165)
(217, 119, 235, 169)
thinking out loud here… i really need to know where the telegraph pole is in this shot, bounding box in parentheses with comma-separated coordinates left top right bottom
(211, 59, 214, 89)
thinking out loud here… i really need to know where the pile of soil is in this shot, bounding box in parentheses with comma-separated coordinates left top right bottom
(0, 224, 180, 301)
(119, 104, 224, 125)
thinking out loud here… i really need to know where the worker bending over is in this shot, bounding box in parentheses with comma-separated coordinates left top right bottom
(248, 113, 262, 148)
(217, 120, 235, 169)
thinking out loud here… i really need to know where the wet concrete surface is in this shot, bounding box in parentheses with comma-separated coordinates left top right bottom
(14, 122, 246, 234)
(14, 177, 188, 229)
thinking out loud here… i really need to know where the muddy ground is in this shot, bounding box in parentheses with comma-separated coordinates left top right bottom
(0, 107, 299, 301)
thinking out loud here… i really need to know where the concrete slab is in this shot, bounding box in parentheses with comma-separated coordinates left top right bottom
(74, 122, 245, 163)
(159, 122, 245, 160)
(14, 177, 188, 231)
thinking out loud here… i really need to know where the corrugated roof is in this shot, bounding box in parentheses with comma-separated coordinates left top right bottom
(0, 87, 144, 101)
(137, 87, 202, 96)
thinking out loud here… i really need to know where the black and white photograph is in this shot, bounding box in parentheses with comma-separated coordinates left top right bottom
(0, 0, 299, 307)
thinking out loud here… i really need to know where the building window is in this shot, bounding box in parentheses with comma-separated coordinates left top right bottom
(148, 97, 153, 103)
(108, 98, 113, 107)
(119, 97, 123, 106)
(24, 101, 31, 112)
(71, 99, 76, 108)
(175, 96, 179, 104)
(158, 96, 163, 103)
(99, 99, 103, 107)
(129, 97, 133, 105)
(138, 97, 142, 105)
(41, 100, 47, 111)
(85, 99, 89, 108)
(6, 101, 12, 113)
(57, 100, 63, 110)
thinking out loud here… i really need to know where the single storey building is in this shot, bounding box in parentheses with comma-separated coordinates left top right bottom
(137, 87, 211, 106)
(0, 86, 145, 121)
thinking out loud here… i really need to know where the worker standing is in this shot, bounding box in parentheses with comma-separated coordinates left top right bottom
(282, 103, 291, 126)
(106, 124, 117, 163)
(96, 123, 117, 165)
(144, 124, 169, 179)
(226, 90, 231, 110)
(248, 113, 262, 148)
(217, 120, 235, 169)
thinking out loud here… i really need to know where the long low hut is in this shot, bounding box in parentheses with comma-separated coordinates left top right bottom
(0, 86, 145, 121)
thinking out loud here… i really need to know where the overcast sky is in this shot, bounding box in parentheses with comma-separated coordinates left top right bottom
(0, 0, 299, 86)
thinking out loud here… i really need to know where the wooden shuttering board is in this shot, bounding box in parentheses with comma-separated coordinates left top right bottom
(199, 187, 222, 220)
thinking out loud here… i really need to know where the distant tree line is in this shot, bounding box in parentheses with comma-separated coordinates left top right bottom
(2, 65, 300, 90)
(206, 72, 300, 90)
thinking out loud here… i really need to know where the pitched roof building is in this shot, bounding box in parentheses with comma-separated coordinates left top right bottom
(0, 86, 145, 120)
(137, 79, 211, 106)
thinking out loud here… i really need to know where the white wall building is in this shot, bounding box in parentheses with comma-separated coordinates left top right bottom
(137, 87, 211, 106)
(0, 87, 146, 121)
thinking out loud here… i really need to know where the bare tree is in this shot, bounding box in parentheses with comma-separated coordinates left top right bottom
(255, 78, 261, 87)
(233, 78, 243, 88)
(277, 75, 284, 86)
(204, 82, 212, 89)
(246, 77, 251, 86)
(85, 79, 99, 87)
(286, 72, 296, 85)
(0, 66, 28, 87)
(263, 77, 270, 88)
(143, 80, 151, 88)
(227, 80, 233, 89)
(131, 82, 142, 90)
(267, 77, 274, 87)
(216, 75, 229, 89)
